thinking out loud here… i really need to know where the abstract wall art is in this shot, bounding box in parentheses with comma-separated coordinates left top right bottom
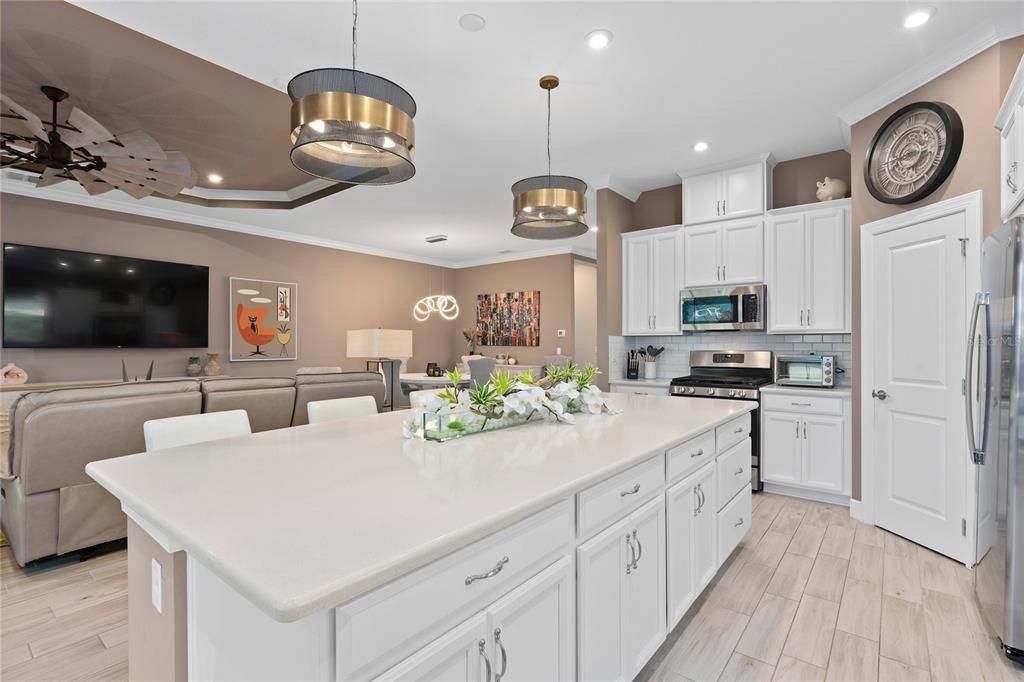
(475, 290, 540, 347)
(229, 277, 298, 361)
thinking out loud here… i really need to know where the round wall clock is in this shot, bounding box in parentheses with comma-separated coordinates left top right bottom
(864, 101, 964, 205)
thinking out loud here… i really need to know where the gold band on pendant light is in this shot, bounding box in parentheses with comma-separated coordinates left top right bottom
(290, 91, 415, 152)
(512, 187, 586, 217)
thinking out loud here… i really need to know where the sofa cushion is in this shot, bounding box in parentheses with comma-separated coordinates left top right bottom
(200, 377, 296, 432)
(11, 380, 202, 494)
(292, 372, 385, 425)
(57, 482, 126, 555)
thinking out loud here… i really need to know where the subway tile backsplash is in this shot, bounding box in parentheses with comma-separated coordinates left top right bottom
(608, 332, 853, 385)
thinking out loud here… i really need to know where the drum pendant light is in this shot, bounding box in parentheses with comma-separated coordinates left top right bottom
(511, 75, 588, 240)
(287, 0, 416, 184)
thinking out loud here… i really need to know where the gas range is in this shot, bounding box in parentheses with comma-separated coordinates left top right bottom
(669, 375, 770, 400)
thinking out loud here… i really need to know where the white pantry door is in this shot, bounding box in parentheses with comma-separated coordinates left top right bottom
(862, 193, 981, 564)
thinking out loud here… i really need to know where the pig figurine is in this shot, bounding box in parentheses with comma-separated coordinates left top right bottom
(816, 176, 848, 202)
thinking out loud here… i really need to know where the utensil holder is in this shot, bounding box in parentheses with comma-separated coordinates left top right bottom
(644, 361, 657, 379)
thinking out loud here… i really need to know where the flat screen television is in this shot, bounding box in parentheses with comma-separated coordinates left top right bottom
(2, 243, 209, 348)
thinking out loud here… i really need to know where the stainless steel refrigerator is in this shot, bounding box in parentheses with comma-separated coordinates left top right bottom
(972, 217, 1024, 662)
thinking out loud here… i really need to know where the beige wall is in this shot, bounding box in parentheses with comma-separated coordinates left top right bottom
(128, 519, 187, 681)
(595, 188, 635, 389)
(633, 185, 683, 231)
(0, 194, 459, 382)
(849, 38, 1024, 500)
(451, 254, 575, 367)
(773, 150, 852, 209)
(573, 258, 598, 368)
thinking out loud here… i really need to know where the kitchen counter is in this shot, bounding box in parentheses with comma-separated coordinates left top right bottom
(761, 384, 852, 397)
(608, 377, 673, 388)
(86, 393, 754, 623)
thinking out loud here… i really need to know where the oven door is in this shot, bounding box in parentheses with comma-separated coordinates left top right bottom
(681, 285, 765, 331)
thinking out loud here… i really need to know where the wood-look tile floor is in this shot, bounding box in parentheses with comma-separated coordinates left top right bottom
(638, 493, 1024, 682)
(1, 494, 1022, 681)
(0, 545, 128, 681)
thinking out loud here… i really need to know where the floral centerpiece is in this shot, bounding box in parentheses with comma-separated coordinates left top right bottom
(404, 363, 612, 441)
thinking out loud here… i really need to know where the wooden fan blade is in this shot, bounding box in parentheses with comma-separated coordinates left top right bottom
(71, 169, 115, 195)
(0, 95, 47, 140)
(61, 107, 115, 149)
(90, 168, 154, 199)
(100, 165, 187, 197)
(36, 166, 69, 188)
(105, 150, 191, 175)
(89, 130, 166, 160)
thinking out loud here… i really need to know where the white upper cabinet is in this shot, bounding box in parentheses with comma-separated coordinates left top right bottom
(681, 155, 775, 226)
(622, 227, 682, 335)
(765, 200, 850, 334)
(682, 218, 763, 288)
(997, 54, 1024, 221)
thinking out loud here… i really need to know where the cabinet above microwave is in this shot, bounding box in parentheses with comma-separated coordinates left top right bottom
(679, 154, 777, 226)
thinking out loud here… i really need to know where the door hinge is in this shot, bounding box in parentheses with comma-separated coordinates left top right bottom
(959, 237, 969, 256)
(962, 518, 967, 536)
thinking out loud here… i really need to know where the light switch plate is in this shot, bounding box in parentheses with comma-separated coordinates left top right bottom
(557, 329, 566, 337)
(151, 558, 163, 613)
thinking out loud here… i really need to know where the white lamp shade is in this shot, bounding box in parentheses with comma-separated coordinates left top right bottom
(347, 329, 413, 358)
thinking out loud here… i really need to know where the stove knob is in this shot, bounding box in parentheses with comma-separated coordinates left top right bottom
(706, 388, 715, 396)
(686, 387, 695, 394)
(729, 389, 737, 397)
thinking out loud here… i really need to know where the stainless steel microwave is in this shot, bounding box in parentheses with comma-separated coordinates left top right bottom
(680, 284, 766, 332)
(774, 354, 836, 387)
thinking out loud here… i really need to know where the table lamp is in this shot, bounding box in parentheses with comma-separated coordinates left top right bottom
(347, 329, 413, 411)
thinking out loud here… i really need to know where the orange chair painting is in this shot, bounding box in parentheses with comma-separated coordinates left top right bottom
(236, 303, 276, 357)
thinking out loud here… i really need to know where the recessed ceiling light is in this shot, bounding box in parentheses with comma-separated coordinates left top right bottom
(459, 13, 486, 32)
(693, 141, 710, 152)
(207, 173, 223, 184)
(586, 29, 613, 50)
(903, 7, 934, 29)
(58, 261, 69, 267)
(590, 224, 599, 232)
(126, 268, 135, 274)
(93, 257, 103, 263)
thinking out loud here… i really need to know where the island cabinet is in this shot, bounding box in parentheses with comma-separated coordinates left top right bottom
(621, 226, 683, 335)
(665, 462, 715, 629)
(765, 200, 851, 334)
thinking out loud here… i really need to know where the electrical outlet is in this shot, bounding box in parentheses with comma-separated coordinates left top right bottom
(151, 558, 163, 613)
(557, 329, 566, 337)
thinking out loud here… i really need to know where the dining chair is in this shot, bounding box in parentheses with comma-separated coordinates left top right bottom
(466, 356, 497, 386)
(307, 395, 378, 424)
(143, 409, 252, 451)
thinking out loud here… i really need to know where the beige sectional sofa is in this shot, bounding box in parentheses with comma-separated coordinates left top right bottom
(2, 372, 384, 566)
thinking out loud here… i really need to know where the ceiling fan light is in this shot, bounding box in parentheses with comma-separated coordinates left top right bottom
(511, 175, 589, 240)
(287, 68, 416, 184)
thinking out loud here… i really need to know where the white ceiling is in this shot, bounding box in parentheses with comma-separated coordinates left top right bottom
(9, 1, 1024, 266)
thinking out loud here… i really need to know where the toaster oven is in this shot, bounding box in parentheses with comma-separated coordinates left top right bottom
(773, 354, 836, 387)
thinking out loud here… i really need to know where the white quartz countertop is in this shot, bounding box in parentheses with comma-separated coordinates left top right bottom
(86, 394, 753, 623)
(608, 377, 673, 387)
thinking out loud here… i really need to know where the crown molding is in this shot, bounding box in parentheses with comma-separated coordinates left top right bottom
(592, 174, 644, 202)
(181, 177, 336, 202)
(676, 152, 776, 180)
(1, 171, 597, 270)
(837, 22, 1024, 130)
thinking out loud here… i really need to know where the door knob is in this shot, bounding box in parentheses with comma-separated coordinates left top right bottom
(871, 389, 888, 401)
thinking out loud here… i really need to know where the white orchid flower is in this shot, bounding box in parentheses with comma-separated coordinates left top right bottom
(580, 384, 607, 414)
(412, 391, 444, 411)
(550, 381, 580, 401)
(502, 391, 529, 415)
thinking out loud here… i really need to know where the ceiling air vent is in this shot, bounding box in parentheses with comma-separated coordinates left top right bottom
(425, 234, 448, 244)
(498, 250, 514, 254)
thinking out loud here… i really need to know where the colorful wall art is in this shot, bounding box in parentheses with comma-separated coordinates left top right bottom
(229, 277, 298, 361)
(475, 290, 540, 347)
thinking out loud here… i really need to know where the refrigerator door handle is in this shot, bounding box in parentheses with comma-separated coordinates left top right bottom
(965, 291, 992, 465)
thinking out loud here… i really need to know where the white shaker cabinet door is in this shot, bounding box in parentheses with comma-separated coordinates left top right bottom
(666, 474, 698, 629)
(801, 415, 845, 494)
(485, 557, 575, 682)
(651, 231, 682, 334)
(577, 515, 629, 682)
(692, 465, 717, 592)
(805, 207, 849, 332)
(373, 613, 488, 682)
(683, 226, 721, 287)
(683, 171, 721, 226)
(761, 413, 801, 485)
(766, 213, 806, 333)
(721, 219, 763, 284)
(623, 497, 667, 682)
(721, 162, 763, 219)
(623, 236, 653, 334)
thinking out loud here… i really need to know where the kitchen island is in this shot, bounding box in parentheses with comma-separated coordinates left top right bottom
(87, 393, 756, 681)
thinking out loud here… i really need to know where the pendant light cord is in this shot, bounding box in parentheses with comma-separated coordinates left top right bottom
(547, 89, 552, 180)
(351, 0, 359, 93)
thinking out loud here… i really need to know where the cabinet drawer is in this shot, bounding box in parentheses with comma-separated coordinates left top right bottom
(717, 487, 752, 565)
(762, 393, 843, 416)
(336, 501, 573, 680)
(666, 430, 716, 484)
(609, 383, 671, 397)
(577, 455, 664, 539)
(716, 414, 750, 453)
(716, 439, 752, 509)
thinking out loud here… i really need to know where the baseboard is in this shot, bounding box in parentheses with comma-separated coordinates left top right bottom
(763, 482, 850, 507)
(848, 498, 870, 523)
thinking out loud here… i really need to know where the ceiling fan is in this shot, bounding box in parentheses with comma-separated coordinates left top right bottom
(0, 85, 197, 199)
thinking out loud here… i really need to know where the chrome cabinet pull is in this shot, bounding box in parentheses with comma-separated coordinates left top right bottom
(734, 426, 744, 434)
(871, 389, 888, 401)
(1008, 162, 1019, 193)
(465, 556, 509, 585)
(620, 483, 641, 497)
(625, 533, 635, 574)
(791, 402, 812, 407)
(494, 628, 508, 682)
(631, 529, 643, 569)
(803, 421, 807, 439)
(722, 200, 726, 214)
(807, 308, 813, 326)
(653, 314, 657, 328)
(690, 448, 704, 459)
(795, 420, 800, 438)
(800, 309, 805, 326)
(734, 517, 745, 527)
(698, 484, 705, 513)
(479, 640, 493, 682)
(693, 485, 701, 517)
(734, 467, 744, 476)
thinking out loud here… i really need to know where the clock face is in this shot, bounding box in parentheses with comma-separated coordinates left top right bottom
(865, 102, 963, 205)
